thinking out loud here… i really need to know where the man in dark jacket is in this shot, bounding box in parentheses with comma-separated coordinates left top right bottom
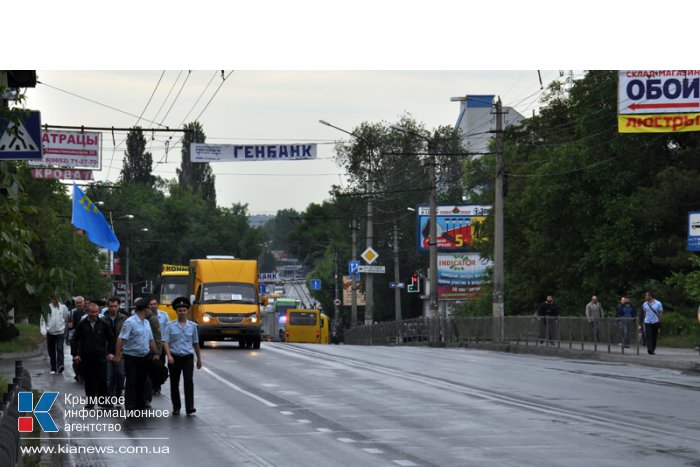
(537, 295, 559, 345)
(615, 296, 636, 348)
(71, 301, 115, 408)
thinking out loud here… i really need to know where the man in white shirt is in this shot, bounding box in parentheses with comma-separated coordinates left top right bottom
(40, 296, 70, 374)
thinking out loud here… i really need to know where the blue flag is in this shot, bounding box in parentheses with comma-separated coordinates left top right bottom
(71, 184, 120, 252)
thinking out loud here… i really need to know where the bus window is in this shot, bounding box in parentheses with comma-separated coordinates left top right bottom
(289, 311, 317, 325)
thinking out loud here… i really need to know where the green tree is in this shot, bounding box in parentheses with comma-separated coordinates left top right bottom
(120, 127, 155, 185)
(177, 121, 216, 205)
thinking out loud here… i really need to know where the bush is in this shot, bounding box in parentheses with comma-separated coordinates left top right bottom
(0, 322, 20, 341)
(660, 312, 691, 336)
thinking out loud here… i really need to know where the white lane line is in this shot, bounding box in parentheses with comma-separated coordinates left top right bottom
(280, 411, 294, 415)
(316, 428, 332, 433)
(337, 437, 356, 443)
(203, 367, 278, 408)
(392, 461, 417, 466)
(363, 448, 383, 454)
(297, 419, 311, 424)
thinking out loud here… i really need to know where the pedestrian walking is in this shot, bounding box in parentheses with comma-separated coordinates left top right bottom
(140, 296, 163, 402)
(537, 295, 559, 345)
(163, 297, 202, 416)
(114, 298, 159, 411)
(66, 296, 87, 346)
(101, 297, 127, 399)
(615, 296, 636, 348)
(71, 302, 115, 408)
(585, 296, 604, 342)
(40, 296, 70, 374)
(147, 296, 169, 395)
(642, 291, 663, 355)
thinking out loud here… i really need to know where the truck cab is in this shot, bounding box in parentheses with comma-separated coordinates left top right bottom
(188, 258, 266, 349)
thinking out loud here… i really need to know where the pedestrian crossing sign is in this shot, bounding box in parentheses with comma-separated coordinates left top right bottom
(0, 110, 42, 160)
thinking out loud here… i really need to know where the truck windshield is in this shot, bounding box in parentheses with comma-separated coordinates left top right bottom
(160, 276, 188, 303)
(202, 283, 256, 304)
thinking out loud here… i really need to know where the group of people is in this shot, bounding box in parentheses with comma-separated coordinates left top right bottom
(40, 294, 202, 415)
(534, 291, 666, 355)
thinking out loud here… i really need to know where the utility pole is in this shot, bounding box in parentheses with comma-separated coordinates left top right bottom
(493, 97, 505, 341)
(393, 221, 401, 321)
(428, 140, 439, 324)
(334, 249, 339, 325)
(125, 245, 131, 312)
(365, 161, 373, 325)
(351, 216, 358, 327)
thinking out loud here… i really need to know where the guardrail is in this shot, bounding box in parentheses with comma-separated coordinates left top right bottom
(344, 316, 641, 355)
(0, 361, 33, 467)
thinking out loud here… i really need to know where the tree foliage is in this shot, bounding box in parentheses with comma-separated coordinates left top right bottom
(120, 127, 155, 185)
(462, 71, 700, 317)
(177, 121, 216, 205)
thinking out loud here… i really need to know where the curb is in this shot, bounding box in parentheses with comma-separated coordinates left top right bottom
(0, 342, 45, 361)
(451, 342, 700, 373)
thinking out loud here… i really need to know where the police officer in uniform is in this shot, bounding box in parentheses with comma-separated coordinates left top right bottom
(163, 297, 202, 415)
(114, 298, 159, 411)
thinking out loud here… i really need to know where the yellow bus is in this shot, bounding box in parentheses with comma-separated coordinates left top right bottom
(284, 309, 330, 344)
(158, 264, 189, 320)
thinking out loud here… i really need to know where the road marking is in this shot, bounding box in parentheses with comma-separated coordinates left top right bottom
(393, 461, 417, 466)
(203, 367, 277, 407)
(280, 411, 294, 415)
(363, 448, 383, 454)
(261, 383, 279, 387)
(337, 437, 356, 443)
(316, 428, 332, 432)
(297, 419, 311, 424)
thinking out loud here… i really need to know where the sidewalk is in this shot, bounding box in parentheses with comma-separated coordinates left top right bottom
(456, 341, 700, 373)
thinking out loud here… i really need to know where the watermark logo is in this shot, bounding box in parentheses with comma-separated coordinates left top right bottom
(18, 392, 59, 432)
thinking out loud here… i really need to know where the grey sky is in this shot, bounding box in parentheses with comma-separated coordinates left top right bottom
(24, 70, 571, 214)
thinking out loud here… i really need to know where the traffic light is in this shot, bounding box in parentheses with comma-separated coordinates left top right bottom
(407, 273, 420, 293)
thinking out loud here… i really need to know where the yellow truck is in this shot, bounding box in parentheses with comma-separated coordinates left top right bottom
(187, 258, 266, 349)
(158, 264, 189, 320)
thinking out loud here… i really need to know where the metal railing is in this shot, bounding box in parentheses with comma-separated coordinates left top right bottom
(1, 361, 32, 467)
(344, 316, 641, 355)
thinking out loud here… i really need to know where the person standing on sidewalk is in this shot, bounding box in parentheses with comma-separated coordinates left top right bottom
(585, 296, 604, 342)
(147, 296, 169, 395)
(538, 295, 559, 345)
(40, 296, 70, 375)
(163, 297, 202, 416)
(616, 296, 636, 348)
(71, 301, 115, 408)
(642, 291, 663, 355)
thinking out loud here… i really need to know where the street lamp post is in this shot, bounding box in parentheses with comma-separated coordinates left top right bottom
(391, 126, 440, 334)
(319, 119, 375, 326)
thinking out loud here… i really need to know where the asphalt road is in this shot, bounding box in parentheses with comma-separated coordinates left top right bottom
(10, 343, 700, 466)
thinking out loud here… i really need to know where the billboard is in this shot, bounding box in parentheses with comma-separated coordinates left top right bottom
(416, 205, 490, 253)
(342, 275, 365, 306)
(618, 70, 700, 133)
(688, 212, 700, 251)
(437, 253, 492, 300)
(28, 130, 101, 169)
(191, 143, 317, 162)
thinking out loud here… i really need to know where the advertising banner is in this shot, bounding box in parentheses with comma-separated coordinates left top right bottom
(342, 275, 365, 306)
(191, 143, 317, 162)
(437, 253, 492, 300)
(31, 168, 94, 181)
(416, 205, 490, 253)
(28, 130, 101, 168)
(688, 212, 700, 251)
(618, 70, 700, 133)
